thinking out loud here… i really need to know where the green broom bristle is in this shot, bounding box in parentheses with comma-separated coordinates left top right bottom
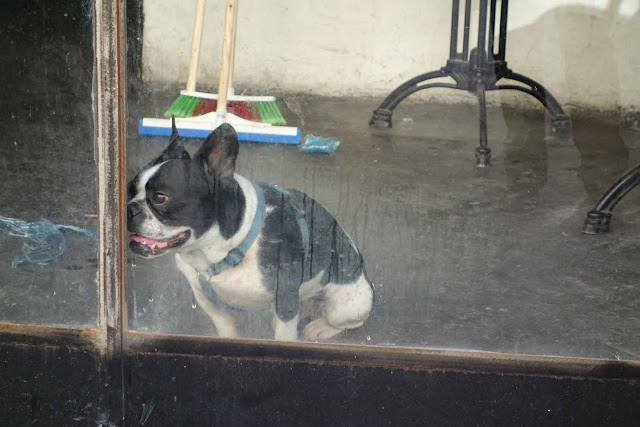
(164, 95, 200, 118)
(254, 102, 269, 124)
(264, 102, 277, 125)
(165, 94, 287, 126)
(269, 102, 287, 126)
(254, 101, 286, 126)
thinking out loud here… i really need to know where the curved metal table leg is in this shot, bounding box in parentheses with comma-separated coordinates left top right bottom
(582, 165, 640, 235)
(500, 72, 571, 135)
(370, 69, 448, 128)
(475, 80, 491, 167)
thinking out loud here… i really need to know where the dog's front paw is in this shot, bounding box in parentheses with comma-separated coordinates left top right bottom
(303, 318, 343, 341)
(216, 325, 238, 338)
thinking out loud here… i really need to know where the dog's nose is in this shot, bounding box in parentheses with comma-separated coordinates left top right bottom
(127, 202, 143, 233)
(127, 202, 141, 219)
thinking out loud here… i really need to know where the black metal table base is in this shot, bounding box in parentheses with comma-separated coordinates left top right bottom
(370, 0, 570, 167)
(582, 165, 640, 235)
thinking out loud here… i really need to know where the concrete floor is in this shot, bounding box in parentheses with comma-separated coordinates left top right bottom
(123, 88, 640, 360)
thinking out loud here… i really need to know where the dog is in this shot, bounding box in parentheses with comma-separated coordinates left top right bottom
(127, 120, 373, 341)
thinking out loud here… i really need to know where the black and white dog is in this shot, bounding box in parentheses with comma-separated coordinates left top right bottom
(127, 120, 373, 341)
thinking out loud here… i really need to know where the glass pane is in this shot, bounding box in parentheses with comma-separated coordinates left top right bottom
(0, 1, 97, 326)
(127, 0, 640, 360)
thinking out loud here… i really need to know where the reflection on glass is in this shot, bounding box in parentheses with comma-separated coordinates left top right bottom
(0, 2, 97, 326)
(127, 0, 640, 361)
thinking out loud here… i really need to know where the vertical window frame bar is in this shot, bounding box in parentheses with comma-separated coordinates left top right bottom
(94, 0, 128, 423)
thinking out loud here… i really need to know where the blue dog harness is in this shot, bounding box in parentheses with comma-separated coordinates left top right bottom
(198, 179, 309, 311)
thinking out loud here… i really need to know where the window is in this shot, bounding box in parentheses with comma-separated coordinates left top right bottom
(0, 0, 97, 327)
(1, 1, 639, 424)
(126, 0, 640, 360)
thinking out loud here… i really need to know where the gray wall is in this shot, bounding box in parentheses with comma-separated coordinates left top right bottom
(142, 0, 640, 110)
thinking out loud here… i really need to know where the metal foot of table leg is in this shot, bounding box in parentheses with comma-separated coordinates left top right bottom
(368, 70, 449, 129)
(550, 114, 572, 136)
(582, 210, 612, 235)
(475, 147, 492, 167)
(370, 108, 393, 128)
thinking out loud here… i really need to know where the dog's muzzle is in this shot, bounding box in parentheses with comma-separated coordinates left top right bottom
(127, 201, 144, 233)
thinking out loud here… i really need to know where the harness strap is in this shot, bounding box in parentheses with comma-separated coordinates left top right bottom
(198, 274, 242, 312)
(207, 179, 266, 276)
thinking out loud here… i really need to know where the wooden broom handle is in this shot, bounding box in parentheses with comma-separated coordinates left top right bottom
(228, 0, 239, 89)
(186, 0, 207, 92)
(217, 0, 236, 112)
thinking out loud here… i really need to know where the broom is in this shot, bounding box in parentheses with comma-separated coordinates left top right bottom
(164, 0, 286, 126)
(139, 0, 300, 144)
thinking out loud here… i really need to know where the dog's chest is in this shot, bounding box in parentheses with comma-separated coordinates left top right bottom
(189, 242, 272, 309)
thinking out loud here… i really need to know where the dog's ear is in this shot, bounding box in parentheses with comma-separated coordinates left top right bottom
(151, 116, 190, 165)
(198, 123, 239, 179)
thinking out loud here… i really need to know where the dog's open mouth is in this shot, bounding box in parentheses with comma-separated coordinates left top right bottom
(129, 231, 191, 257)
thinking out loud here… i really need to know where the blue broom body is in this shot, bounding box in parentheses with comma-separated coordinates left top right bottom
(139, 116, 300, 145)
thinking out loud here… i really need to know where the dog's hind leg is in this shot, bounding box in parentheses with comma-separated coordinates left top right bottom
(273, 312, 299, 341)
(303, 274, 373, 341)
(298, 270, 325, 301)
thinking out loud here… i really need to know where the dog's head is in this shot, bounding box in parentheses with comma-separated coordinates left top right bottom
(127, 119, 245, 258)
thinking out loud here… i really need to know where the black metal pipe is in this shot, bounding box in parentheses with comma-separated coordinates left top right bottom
(593, 166, 640, 212)
(583, 165, 640, 234)
(462, 0, 472, 60)
(450, 0, 460, 59)
(385, 82, 460, 111)
(506, 72, 565, 117)
(477, 0, 489, 68)
(498, 0, 509, 60)
(493, 85, 548, 108)
(376, 70, 448, 110)
(476, 82, 490, 167)
(488, 0, 497, 58)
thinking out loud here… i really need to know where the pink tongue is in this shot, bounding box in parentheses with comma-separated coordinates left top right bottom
(131, 235, 170, 249)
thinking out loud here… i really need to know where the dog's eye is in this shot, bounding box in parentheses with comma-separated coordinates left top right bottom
(152, 192, 168, 204)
